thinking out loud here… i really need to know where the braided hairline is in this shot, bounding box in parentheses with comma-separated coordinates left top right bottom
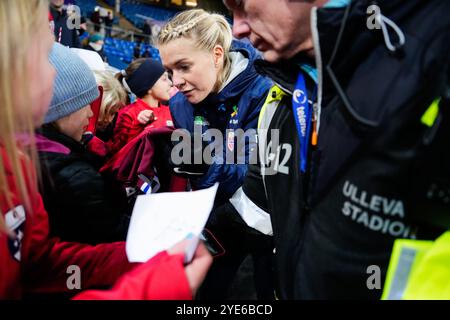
(160, 13, 209, 42)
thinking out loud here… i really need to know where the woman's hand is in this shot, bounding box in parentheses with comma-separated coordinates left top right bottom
(137, 109, 156, 125)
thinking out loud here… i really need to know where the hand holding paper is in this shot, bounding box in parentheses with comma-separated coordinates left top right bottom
(126, 183, 219, 263)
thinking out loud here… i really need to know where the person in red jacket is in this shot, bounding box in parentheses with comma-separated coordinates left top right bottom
(110, 58, 174, 155)
(0, 0, 211, 300)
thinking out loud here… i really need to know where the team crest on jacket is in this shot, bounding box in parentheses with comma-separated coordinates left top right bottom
(229, 106, 239, 125)
(5, 205, 26, 262)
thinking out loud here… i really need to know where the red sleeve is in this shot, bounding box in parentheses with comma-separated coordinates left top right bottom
(73, 251, 192, 300)
(108, 111, 134, 155)
(22, 191, 137, 294)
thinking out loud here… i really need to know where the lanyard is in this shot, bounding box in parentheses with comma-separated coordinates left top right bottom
(292, 73, 315, 173)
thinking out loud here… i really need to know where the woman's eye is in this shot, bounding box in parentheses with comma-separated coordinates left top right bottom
(180, 65, 190, 71)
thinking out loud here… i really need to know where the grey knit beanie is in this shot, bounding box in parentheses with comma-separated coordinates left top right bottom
(43, 43, 99, 124)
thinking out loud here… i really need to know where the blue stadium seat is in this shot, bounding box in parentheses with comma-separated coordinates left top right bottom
(104, 37, 161, 68)
(119, 0, 179, 28)
(75, 0, 179, 28)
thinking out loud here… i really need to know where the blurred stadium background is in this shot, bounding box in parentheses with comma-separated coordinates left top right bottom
(67, 0, 230, 70)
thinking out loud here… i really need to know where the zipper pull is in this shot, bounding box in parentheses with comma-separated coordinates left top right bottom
(311, 121, 318, 146)
(311, 102, 318, 146)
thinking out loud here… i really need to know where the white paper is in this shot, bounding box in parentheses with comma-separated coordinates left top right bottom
(126, 183, 219, 263)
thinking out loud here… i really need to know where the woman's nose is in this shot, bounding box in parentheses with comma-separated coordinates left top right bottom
(172, 72, 185, 89)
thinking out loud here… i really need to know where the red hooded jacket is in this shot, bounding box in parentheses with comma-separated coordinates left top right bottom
(0, 145, 191, 299)
(109, 99, 173, 156)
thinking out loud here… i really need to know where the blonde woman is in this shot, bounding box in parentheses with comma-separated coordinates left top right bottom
(0, 0, 211, 299)
(158, 9, 272, 203)
(158, 9, 273, 299)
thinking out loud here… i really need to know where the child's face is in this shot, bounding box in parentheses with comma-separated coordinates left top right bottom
(150, 72, 172, 102)
(55, 105, 94, 141)
(159, 37, 223, 104)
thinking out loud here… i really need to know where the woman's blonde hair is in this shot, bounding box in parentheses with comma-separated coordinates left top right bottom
(0, 0, 48, 234)
(158, 9, 233, 91)
(94, 71, 127, 131)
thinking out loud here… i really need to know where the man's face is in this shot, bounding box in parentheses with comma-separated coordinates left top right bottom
(224, 0, 326, 62)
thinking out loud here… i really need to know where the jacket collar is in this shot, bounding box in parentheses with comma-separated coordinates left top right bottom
(37, 125, 85, 154)
(196, 39, 264, 107)
(136, 98, 159, 109)
(219, 51, 249, 91)
(35, 134, 70, 155)
(254, 55, 317, 94)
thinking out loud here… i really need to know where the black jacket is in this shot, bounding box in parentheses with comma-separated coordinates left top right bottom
(37, 126, 129, 244)
(50, 7, 81, 48)
(235, 0, 450, 299)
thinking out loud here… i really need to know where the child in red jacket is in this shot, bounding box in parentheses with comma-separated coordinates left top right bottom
(110, 58, 174, 155)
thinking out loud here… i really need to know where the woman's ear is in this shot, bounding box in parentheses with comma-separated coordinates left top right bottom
(213, 45, 224, 68)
